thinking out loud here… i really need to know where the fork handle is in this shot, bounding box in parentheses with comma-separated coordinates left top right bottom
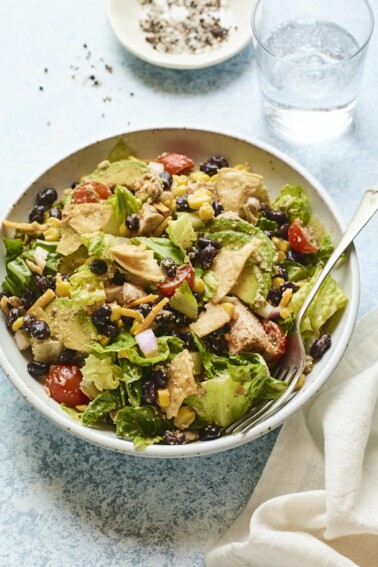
(297, 188, 378, 325)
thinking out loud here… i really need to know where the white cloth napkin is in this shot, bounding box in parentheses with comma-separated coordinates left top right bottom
(206, 306, 378, 567)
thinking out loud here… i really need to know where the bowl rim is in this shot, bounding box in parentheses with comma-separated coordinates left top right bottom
(0, 126, 360, 458)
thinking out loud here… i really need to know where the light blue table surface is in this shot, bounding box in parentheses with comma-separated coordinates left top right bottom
(1, 2, 377, 566)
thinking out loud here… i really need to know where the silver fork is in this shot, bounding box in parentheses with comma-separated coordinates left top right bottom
(226, 188, 378, 436)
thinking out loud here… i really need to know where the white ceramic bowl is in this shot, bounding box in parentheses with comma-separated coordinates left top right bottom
(107, 0, 254, 69)
(0, 127, 359, 458)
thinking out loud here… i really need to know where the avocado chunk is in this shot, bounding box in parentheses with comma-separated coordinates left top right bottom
(43, 298, 97, 353)
(231, 263, 271, 307)
(83, 160, 149, 189)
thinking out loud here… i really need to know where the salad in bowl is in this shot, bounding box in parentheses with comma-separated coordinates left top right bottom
(0, 143, 348, 449)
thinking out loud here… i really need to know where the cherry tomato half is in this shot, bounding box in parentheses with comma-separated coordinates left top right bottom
(288, 219, 319, 255)
(262, 320, 287, 363)
(157, 264, 195, 297)
(156, 152, 195, 175)
(71, 181, 112, 204)
(45, 364, 88, 406)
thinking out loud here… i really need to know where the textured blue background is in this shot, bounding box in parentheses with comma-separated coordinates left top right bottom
(0, 1, 377, 565)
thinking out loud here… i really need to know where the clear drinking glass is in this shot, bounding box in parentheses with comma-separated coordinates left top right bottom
(252, 0, 374, 141)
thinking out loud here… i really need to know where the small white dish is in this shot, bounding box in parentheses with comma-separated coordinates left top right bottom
(107, 0, 254, 69)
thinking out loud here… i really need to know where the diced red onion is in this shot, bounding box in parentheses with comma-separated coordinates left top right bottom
(135, 328, 159, 357)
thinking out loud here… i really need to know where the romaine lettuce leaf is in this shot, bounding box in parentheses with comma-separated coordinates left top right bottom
(82, 384, 128, 426)
(166, 214, 196, 250)
(81, 231, 128, 260)
(91, 330, 137, 356)
(106, 184, 142, 223)
(81, 354, 123, 391)
(131, 236, 185, 265)
(69, 264, 106, 307)
(115, 406, 169, 444)
(3, 238, 23, 261)
(273, 185, 311, 224)
(169, 280, 198, 319)
(125, 335, 183, 366)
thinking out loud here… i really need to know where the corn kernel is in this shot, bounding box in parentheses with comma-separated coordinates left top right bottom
(272, 277, 284, 289)
(12, 316, 24, 332)
(279, 288, 293, 307)
(221, 302, 235, 318)
(234, 163, 250, 171)
(119, 223, 131, 237)
(277, 251, 286, 262)
(190, 171, 210, 183)
(280, 307, 291, 319)
(174, 406, 196, 430)
(294, 374, 305, 391)
(44, 227, 60, 242)
(46, 217, 61, 229)
(272, 237, 281, 250)
(56, 277, 71, 298)
(187, 192, 213, 210)
(98, 335, 110, 346)
(198, 203, 215, 221)
(111, 304, 122, 322)
(278, 239, 291, 253)
(192, 277, 205, 294)
(157, 388, 170, 409)
(173, 184, 187, 197)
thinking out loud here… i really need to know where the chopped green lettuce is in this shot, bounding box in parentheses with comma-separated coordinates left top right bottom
(82, 384, 128, 426)
(115, 406, 169, 444)
(69, 264, 106, 308)
(81, 231, 128, 260)
(3, 238, 23, 261)
(169, 280, 198, 319)
(107, 184, 142, 223)
(61, 404, 84, 422)
(166, 214, 196, 250)
(91, 330, 137, 356)
(273, 185, 311, 224)
(202, 270, 218, 301)
(81, 354, 123, 391)
(125, 335, 183, 366)
(131, 236, 185, 265)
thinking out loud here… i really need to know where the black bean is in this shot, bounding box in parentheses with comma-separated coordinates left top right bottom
(7, 307, 23, 329)
(89, 259, 108, 275)
(212, 201, 224, 216)
(170, 310, 190, 327)
(23, 314, 36, 336)
(187, 247, 201, 263)
(112, 271, 126, 285)
(160, 171, 173, 189)
(164, 330, 182, 340)
(154, 309, 174, 326)
(286, 249, 305, 263)
(136, 303, 152, 317)
(126, 214, 140, 232)
(49, 207, 62, 220)
(261, 204, 288, 225)
(20, 289, 36, 310)
(310, 333, 331, 360)
(267, 288, 282, 306)
(29, 205, 46, 223)
(37, 187, 58, 206)
(175, 195, 190, 212)
(33, 274, 52, 292)
(199, 245, 217, 270)
(151, 366, 169, 387)
(27, 361, 50, 378)
(200, 162, 218, 176)
(30, 320, 51, 340)
(163, 431, 185, 445)
(278, 223, 289, 240)
(91, 304, 112, 328)
(180, 331, 197, 351)
(213, 322, 232, 336)
(197, 237, 221, 250)
(207, 334, 227, 354)
(99, 322, 119, 339)
(142, 378, 158, 404)
(280, 281, 299, 293)
(199, 423, 221, 441)
(57, 349, 76, 363)
(161, 257, 177, 278)
(276, 266, 288, 280)
(71, 182, 78, 189)
(210, 156, 229, 169)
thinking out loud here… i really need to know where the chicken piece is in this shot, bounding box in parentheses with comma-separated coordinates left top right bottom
(216, 169, 269, 217)
(211, 240, 261, 303)
(104, 285, 124, 304)
(137, 203, 165, 235)
(109, 243, 164, 282)
(57, 203, 114, 256)
(165, 350, 197, 419)
(189, 302, 230, 337)
(227, 299, 276, 360)
(122, 282, 147, 305)
(134, 172, 164, 203)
